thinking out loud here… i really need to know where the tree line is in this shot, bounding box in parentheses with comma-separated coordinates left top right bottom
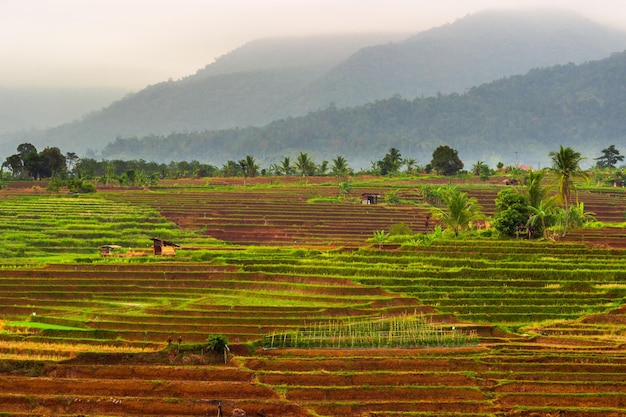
(1, 143, 469, 185)
(1, 142, 623, 190)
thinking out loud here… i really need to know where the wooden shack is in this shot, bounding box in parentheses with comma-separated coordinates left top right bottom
(361, 193, 382, 204)
(150, 238, 179, 256)
(99, 244, 122, 257)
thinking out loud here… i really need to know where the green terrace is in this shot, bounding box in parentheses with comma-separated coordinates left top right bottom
(0, 194, 185, 258)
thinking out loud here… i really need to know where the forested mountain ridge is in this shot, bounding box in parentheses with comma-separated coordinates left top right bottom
(101, 50, 626, 169)
(10, 9, 626, 158)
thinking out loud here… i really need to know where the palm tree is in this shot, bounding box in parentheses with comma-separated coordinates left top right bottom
(548, 146, 588, 236)
(404, 158, 417, 175)
(295, 152, 315, 177)
(331, 155, 350, 181)
(238, 155, 259, 186)
(524, 170, 548, 209)
(431, 185, 483, 237)
(280, 157, 293, 176)
(268, 163, 282, 176)
(378, 147, 403, 175)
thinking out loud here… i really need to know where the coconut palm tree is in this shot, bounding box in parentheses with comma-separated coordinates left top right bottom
(548, 146, 588, 236)
(524, 170, 548, 209)
(238, 155, 259, 186)
(280, 157, 293, 176)
(431, 185, 483, 237)
(295, 152, 315, 177)
(331, 155, 350, 181)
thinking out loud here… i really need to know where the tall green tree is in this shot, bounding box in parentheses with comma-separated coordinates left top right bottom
(2, 154, 23, 177)
(595, 144, 624, 169)
(548, 145, 588, 236)
(431, 185, 483, 237)
(40, 147, 66, 178)
(65, 152, 79, 176)
(430, 145, 464, 176)
(492, 188, 530, 237)
(17, 143, 36, 161)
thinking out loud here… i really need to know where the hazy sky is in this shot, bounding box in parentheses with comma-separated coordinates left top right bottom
(2, 0, 625, 90)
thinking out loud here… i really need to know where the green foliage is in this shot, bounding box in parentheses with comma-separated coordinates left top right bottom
(430, 145, 464, 176)
(431, 185, 482, 237)
(472, 160, 491, 180)
(337, 180, 352, 196)
(595, 144, 624, 169)
(383, 189, 401, 204)
(417, 184, 442, 206)
(388, 223, 414, 236)
(523, 170, 548, 209)
(239, 155, 259, 180)
(331, 155, 351, 179)
(493, 188, 530, 237)
(295, 152, 316, 177)
(371, 230, 390, 249)
(376, 147, 403, 175)
(206, 334, 229, 353)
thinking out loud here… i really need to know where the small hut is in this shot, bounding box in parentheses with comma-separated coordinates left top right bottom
(361, 193, 382, 204)
(150, 238, 180, 256)
(99, 244, 122, 257)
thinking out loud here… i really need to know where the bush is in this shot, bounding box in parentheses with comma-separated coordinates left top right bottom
(388, 223, 414, 236)
(493, 188, 530, 237)
(206, 334, 228, 353)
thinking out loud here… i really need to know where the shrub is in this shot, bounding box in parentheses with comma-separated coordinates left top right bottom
(388, 223, 414, 236)
(206, 334, 228, 353)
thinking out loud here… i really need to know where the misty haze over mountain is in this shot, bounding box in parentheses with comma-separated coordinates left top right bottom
(2, 9, 626, 167)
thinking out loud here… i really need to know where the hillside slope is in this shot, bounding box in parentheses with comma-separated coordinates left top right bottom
(102, 51, 626, 168)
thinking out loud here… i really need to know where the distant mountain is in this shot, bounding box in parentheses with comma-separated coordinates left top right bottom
(101, 50, 626, 169)
(8, 9, 626, 159)
(299, 9, 626, 107)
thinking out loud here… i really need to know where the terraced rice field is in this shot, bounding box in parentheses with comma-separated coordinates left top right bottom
(1, 179, 626, 416)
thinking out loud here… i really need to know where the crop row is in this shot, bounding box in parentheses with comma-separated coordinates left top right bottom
(245, 346, 626, 416)
(0, 363, 309, 417)
(0, 261, 427, 346)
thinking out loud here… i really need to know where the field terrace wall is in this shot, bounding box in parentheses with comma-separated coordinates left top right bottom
(0, 361, 311, 417)
(246, 346, 626, 416)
